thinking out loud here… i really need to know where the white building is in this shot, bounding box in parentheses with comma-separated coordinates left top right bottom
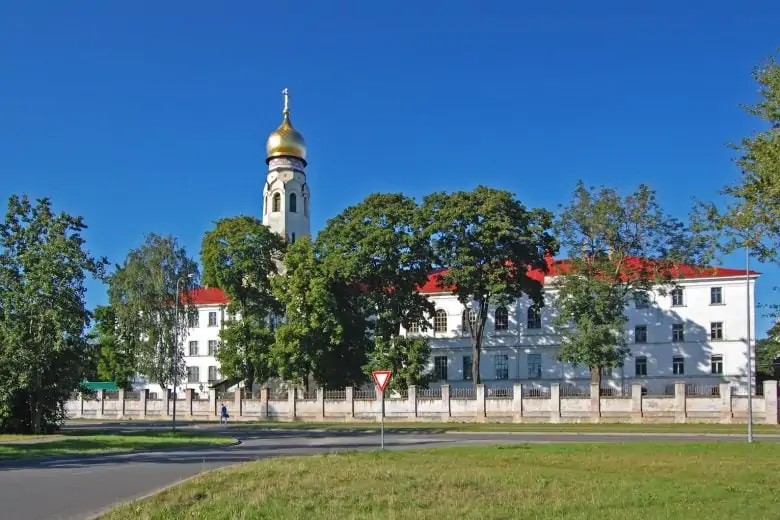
(141, 89, 761, 398)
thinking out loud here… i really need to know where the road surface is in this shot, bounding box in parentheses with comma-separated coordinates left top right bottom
(0, 423, 775, 520)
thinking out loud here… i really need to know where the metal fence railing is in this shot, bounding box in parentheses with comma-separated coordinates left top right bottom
(560, 385, 588, 398)
(451, 387, 476, 400)
(521, 385, 550, 398)
(353, 389, 375, 400)
(417, 387, 442, 399)
(686, 384, 721, 397)
(486, 387, 513, 399)
(324, 389, 346, 400)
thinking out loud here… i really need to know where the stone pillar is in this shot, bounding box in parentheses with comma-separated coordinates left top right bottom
(550, 383, 561, 423)
(720, 383, 732, 423)
(185, 389, 194, 417)
(316, 388, 325, 421)
(631, 383, 643, 422)
(97, 389, 105, 419)
(476, 384, 486, 422)
(288, 386, 296, 421)
(77, 393, 84, 419)
(345, 387, 354, 420)
(234, 388, 242, 419)
(118, 389, 126, 419)
(258, 388, 269, 419)
(140, 389, 148, 419)
(209, 389, 217, 418)
(407, 386, 417, 420)
(512, 384, 523, 422)
(441, 384, 451, 421)
(764, 380, 778, 425)
(589, 382, 600, 423)
(674, 381, 687, 423)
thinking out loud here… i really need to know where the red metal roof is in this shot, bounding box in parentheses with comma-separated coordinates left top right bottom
(184, 258, 760, 303)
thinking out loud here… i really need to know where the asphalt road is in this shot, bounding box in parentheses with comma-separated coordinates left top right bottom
(0, 424, 776, 520)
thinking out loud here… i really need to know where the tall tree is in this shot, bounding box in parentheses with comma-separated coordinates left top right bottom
(363, 336, 433, 392)
(108, 233, 198, 392)
(552, 182, 706, 386)
(316, 193, 435, 387)
(86, 305, 136, 390)
(271, 237, 370, 389)
(201, 216, 285, 391)
(423, 186, 557, 389)
(756, 320, 780, 378)
(0, 195, 107, 433)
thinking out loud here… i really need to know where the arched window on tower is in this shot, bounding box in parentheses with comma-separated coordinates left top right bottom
(289, 193, 297, 213)
(272, 193, 281, 212)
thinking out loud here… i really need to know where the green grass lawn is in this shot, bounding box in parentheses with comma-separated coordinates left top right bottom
(229, 420, 780, 434)
(0, 430, 234, 461)
(98, 442, 780, 519)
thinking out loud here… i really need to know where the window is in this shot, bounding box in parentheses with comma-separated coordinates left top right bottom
(494, 306, 509, 331)
(495, 354, 509, 380)
(304, 196, 308, 217)
(671, 287, 684, 306)
(289, 193, 297, 212)
(434, 356, 448, 380)
(188, 313, 199, 328)
(634, 291, 649, 309)
(272, 193, 281, 212)
(188, 341, 199, 356)
(672, 324, 684, 342)
(462, 308, 476, 335)
(527, 353, 542, 379)
(710, 322, 723, 341)
(187, 367, 200, 383)
(462, 355, 473, 381)
(635, 325, 647, 343)
(434, 309, 447, 333)
(710, 355, 723, 374)
(527, 306, 541, 329)
(635, 356, 647, 376)
(710, 287, 723, 305)
(208, 340, 219, 355)
(672, 355, 685, 375)
(407, 321, 420, 334)
(208, 311, 217, 327)
(290, 233, 296, 243)
(208, 366, 218, 382)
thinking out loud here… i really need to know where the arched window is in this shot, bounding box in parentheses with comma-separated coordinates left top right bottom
(289, 193, 297, 213)
(461, 308, 476, 334)
(494, 306, 509, 331)
(290, 233, 296, 243)
(272, 193, 281, 212)
(434, 309, 448, 333)
(304, 196, 309, 217)
(527, 306, 541, 329)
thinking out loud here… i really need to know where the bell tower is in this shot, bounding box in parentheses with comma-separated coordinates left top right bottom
(262, 88, 311, 243)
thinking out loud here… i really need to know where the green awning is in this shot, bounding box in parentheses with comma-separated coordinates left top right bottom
(209, 377, 242, 391)
(81, 380, 120, 392)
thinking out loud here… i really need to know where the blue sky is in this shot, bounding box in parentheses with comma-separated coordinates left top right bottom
(1, 1, 778, 335)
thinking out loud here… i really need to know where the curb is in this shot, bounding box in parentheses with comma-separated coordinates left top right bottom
(83, 438, 243, 520)
(442, 431, 780, 438)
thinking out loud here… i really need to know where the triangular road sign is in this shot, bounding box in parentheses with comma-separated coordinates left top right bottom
(372, 370, 392, 393)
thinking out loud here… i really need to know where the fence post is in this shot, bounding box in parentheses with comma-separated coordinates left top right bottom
(98, 389, 105, 419)
(407, 386, 417, 420)
(140, 389, 148, 419)
(185, 389, 194, 417)
(117, 389, 126, 419)
(346, 387, 354, 420)
(288, 386, 297, 422)
(512, 384, 523, 422)
(589, 383, 600, 423)
(234, 388, 242, 419)
(720, 383, 732, 423)
(764, 380, 778, 425)
(674, 381, 687, 423)
(77, 392, 84, 419)
(441, 384, 451, 421)
(550, 383, 561, 423)
(208, 388, 217, 418)
(476, 384, 486, 422)
(316, 388, 325, 421)
(631, 382, 643, 422)
(260, 387, 269, 420)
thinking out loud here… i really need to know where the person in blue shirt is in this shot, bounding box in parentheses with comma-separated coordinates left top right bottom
(220, 402, 229, 424)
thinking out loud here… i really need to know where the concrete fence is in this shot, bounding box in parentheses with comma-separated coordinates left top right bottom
(65, 380, 779, 424)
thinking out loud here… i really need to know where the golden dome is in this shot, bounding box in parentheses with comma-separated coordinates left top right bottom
(266, 88, 307, 164)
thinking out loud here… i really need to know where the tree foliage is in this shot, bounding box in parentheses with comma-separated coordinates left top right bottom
(756, 320, 780, 378)
(552, 182, 705, 385)
(423, 186, 557, 388)
(108, 233, 198, 390)
(363, 336, 433, 392)
(0, 195, 106, 433)
(271, 237, 370, 389)
(86, 305, 136, 390)
(201, 216, 285, 391)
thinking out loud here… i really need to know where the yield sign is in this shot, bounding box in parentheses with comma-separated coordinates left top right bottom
(372, 370, 392, 393)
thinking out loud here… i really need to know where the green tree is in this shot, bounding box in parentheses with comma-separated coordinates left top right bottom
(108, 233, 198, 391)
(271, 237, 370, 389)
(86, 305, 136, 390)
(756, 320, 780, 378)
(316, 193, 435, 388)
(363, 336, 433, 392)
(423, 186, 557, 389)
(552, 182, 706, 386)
(201, 216, 285, 392)
(0, 195, 107, 433)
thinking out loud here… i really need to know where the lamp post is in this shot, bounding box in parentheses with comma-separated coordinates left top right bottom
(172, 273, 193, 432)
(745, 242, 754, 443)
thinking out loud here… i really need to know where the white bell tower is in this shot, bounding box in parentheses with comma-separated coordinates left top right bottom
(262, 88, 311, 243)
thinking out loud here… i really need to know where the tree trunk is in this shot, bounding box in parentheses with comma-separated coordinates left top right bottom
(590, 365, 602, 389)
(471, 304, 489, 391)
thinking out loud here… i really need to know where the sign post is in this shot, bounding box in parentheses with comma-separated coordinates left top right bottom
(371, 370, 392, 450)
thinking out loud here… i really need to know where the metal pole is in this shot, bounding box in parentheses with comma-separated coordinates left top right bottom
(172, 276, 183, 433)
(746, 244, 754, 443)
(380, 391, 385, 450)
